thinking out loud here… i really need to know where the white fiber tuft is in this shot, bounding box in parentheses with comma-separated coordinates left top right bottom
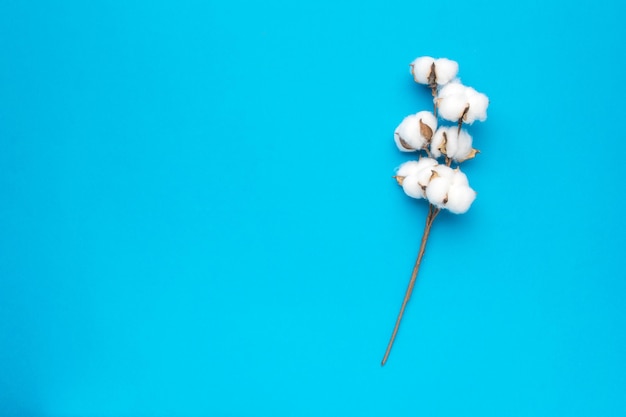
(396, 160, 422, 177)
(425, 175, 452, 208)
(436, 82, 489, 124)
(438, 82, 466, 99)
(465, 89, 489, 123)
(413, 157, 438, 173)
(437, 95, 468, 123)
(410, 56, 435, 84)
(446, 184, 476, 214)
(444, 128, 459, 160)
(434, 58, 459, 85)
(402, 175, 424, 199)
(451, 169, 469, 187)
(430, 127, 445, 159)
(433, 164, 455, 180)
(394, 115, 421, 151)
(396, 158, 439, 199)
(394, 111, 438, 152)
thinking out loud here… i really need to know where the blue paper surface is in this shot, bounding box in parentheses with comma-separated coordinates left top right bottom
(1, 0, 626, 415)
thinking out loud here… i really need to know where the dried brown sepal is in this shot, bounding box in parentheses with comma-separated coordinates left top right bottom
(460, 104, 470, 122)
(429, 170, 439, 181)
(442, 194, 449, 205)
(393, 175, 405, 186)
(457, 148, 480, 163)
(439, 131, 448, 155)
(427, 62, 437, 91)
(458, 104, 470, 133)
(397, 135, 415, 151)
(419, 119, 433, 142)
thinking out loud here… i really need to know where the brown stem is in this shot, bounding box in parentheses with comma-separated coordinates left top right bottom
(457, 105, 470, 134)
(381, 204, 440, 366)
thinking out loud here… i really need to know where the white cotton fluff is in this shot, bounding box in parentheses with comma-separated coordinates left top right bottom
(429, 126, 474, 161)
(424, 166, 476, 214)
(401, 175, 424, 199)
(444, 128, 459, 160)
(465, 88, 489, 123)
(396, 157, 438, 178)
(410, 56, 435, 84)
(412, 157, 438, 174)
(433, 58, 458, 85)
(433, 164, 456, 180)
(396, 158, 438, 199)
(430, 127, 447, 159)
(454, 129, 474, 161)
(437, 82, 466, 99)
(394, 111, 437, 152)
(436, 82, 489, 124)
(437, 95, 468, 124)
(446, 184, 476, 214)
(451, 168, 469, 187)
(411, 158, 439, 198)
(396, 160, 422, 177)
(425, 174, 452, 207)
(425, 165, 455, 207)
(394, 115, 420, 152)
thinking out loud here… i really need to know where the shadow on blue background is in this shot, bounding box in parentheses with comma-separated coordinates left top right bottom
(1, 0, 625, 416)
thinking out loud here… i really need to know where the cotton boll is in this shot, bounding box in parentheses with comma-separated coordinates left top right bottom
(396, 160, 422, 177)
(465, 90, 489, 123)
(437, 82, 466, 99)
(434, 58, 458, 85)
(437, 82, 489, 124)
(452, 129, 473, 161)
(395, 158, 439, 197)
(451, 169, 469, 187)
(394, 131, 415, 152)
(410, 56, 435, 84)
(401, 175, 425, 199)
(446, 185, 476, 214)
(437, 95, 468, 123)
(394, 111, 437, 151)
(394, 115, 423, 151)
(430, 127, 461, 160)
(425, 175, 452, 208)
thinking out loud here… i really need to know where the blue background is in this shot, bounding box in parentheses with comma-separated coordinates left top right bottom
(1, 0, 625, 416)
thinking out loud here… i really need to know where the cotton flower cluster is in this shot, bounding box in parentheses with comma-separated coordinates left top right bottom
(393, 57, 489, 214)
(430, 126, 478, 162)
(382, 57, 490, 366)
(436, 82, 489, 124)
(410, 57, 459, 90)
(395, 116, 478, 163)
(393, 111, 437, 152)
(395, 159, 475, 214)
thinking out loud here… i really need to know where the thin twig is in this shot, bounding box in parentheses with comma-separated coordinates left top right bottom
(381, 204, 440, 366)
